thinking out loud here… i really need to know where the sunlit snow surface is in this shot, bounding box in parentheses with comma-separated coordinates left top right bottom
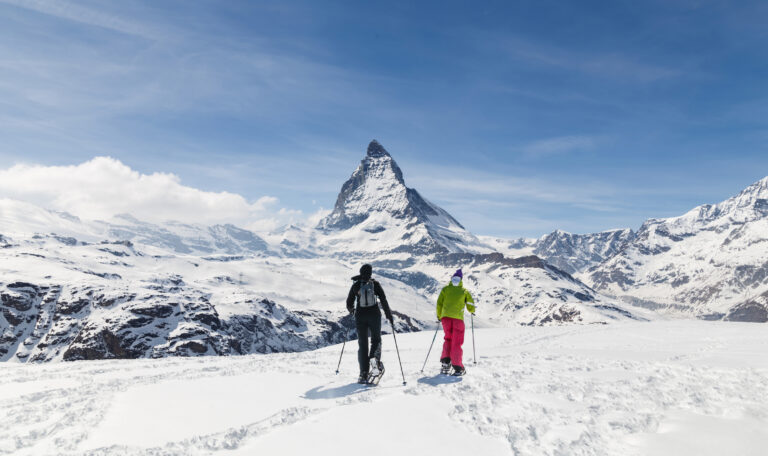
(2, 321, 767, 455)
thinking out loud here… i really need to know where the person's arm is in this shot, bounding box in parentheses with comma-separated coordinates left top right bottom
(436, 289, 444, 320)
(346, 282, 359, 313)
(374, 281, 393, 321)
(465, 290, 476, 314)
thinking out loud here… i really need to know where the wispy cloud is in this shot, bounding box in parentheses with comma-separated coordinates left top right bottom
(501, 36, 682, 83)
(408, 165, 624, 209)
(520, 135, 600, 157)
(0, 0, 163, 39)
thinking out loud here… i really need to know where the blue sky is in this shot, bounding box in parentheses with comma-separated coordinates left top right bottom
(1, 0, 767, 237)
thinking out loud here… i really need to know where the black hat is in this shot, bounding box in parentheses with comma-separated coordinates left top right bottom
(360, 264, 372, 279)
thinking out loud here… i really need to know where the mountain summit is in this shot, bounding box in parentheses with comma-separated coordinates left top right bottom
(366, 139, 391, 158)
(318, 140, 486, 255)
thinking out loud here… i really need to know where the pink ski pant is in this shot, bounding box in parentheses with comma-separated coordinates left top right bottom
(440, 317, 465, 368)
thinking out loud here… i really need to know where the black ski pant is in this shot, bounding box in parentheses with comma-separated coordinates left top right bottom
(355, 310, 382, 374)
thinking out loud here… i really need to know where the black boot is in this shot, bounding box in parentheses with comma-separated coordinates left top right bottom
(451, 365, 466, 376)
(357, 372, 368, 384)
(440, 357, 451, 374)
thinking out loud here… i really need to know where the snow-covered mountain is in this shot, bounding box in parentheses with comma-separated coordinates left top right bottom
(482, 228, 636, 275)
(0, 200, 426, 363)
(312, 141, 639, 326)
(317, 140, 489, 256)
(588, 176, 768, 321)
(1, 141, 644, 362)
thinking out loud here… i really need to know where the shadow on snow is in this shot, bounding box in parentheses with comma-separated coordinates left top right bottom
(303, 383, 370, 399)
(416, 375, 463, 386)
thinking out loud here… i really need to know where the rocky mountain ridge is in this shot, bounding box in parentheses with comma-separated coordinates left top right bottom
(483, 228, 636, 275)
(587, 176, 768, 321)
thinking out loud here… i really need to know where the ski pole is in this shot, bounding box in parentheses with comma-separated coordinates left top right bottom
(335, 326, 351, 375)
(390, 321, 407, 386)
(471, 313, 477, 365)
(420, 323, 440, 373)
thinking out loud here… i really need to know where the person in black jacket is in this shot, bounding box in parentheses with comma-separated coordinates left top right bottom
(346, 264, 394, 383)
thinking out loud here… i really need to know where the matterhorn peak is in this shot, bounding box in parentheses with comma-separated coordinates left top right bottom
(318, 140, 415, 230)
(317, 140, 484, 254)
(366, 139, 391, 158)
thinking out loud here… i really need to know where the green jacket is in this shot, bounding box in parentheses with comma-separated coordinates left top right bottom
(436, 281, 476, 320)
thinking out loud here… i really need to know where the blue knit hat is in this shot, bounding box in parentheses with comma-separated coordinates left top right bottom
(452, 269, 463, 279)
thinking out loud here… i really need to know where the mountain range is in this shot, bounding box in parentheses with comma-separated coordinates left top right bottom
(1, 140, 766, 363)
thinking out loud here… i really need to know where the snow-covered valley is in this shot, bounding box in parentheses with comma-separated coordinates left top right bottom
(1, 321, 767, 456)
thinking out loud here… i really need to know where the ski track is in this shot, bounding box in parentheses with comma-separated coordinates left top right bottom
(1, 322, 767, 455)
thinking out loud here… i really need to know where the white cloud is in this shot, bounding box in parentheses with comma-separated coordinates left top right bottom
(0, 156, 303, 230)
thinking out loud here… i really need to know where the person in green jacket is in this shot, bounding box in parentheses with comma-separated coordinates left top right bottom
(437, 269, 475, 376)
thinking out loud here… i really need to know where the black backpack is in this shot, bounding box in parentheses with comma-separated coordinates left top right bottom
(358, 280, 377, 308)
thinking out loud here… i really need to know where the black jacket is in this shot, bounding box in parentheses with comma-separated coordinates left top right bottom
(346, 275, 393, 321)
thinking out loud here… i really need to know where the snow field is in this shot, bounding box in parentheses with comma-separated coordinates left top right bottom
(1, 321, 767, 455)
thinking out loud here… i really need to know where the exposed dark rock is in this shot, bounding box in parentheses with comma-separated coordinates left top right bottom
(63, 328, 141, 361)
(754, 198, 768, 216)
(124, 316, 154, 328)
(725, 296, 768, 322)
(99, 248, 129, 257)
(56, 298, 89, 315)
(530, 305, 582, 325)
(130, 303, 175, 319)
(52, 235, 78, 246)
(594, 304, 636, 319)
(80, 270, 122, 280)
(2, 309, 24, 326)
(671, 276, 691, 288)
(175, 340, 207, 354)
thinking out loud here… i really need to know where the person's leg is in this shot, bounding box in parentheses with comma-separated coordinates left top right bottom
(369, 313, 382, 362)
(440, 318, 453, 363)
(450, 319, 466, 369)
(356, 317, 369, 375)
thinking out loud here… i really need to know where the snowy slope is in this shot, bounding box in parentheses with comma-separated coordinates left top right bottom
(588, 176, 768, 321)
(1, 321, 767, 455)
(0, 202, 430, 363)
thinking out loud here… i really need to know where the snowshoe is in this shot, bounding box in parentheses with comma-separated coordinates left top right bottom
(357, 373, 369, 384)
(440, 361, 451, 375)
(367, 359, 385, 386)
(451, 365, 466, 376)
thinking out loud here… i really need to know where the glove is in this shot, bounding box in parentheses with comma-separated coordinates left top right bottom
(347, 306, 354, 314)
(386, 314, 394, 324)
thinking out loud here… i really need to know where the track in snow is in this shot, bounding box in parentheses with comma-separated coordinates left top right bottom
(1, 321, 767, 456)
